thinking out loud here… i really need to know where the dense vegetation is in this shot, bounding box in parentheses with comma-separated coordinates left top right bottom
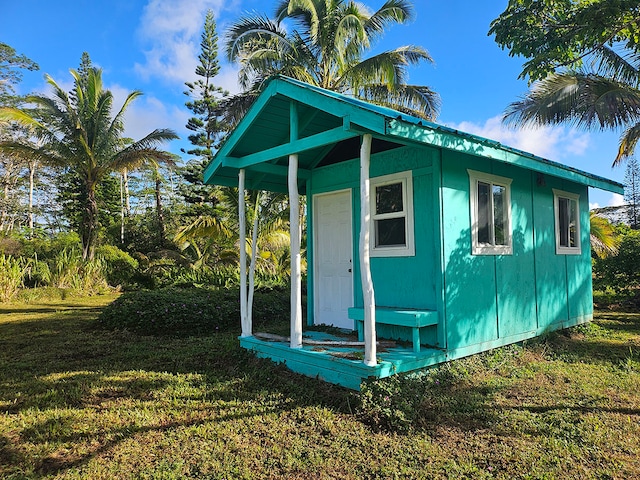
(97, 287, 290, 336)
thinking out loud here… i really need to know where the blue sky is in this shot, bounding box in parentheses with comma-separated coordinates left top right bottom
(3, 0, 626, 207)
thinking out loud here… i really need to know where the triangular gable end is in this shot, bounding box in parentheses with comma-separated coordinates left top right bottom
(203, 76, 388, 193)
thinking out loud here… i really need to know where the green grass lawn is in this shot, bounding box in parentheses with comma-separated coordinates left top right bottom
(1, 296, 639, 479)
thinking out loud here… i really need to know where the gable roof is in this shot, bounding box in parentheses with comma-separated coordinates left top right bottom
(204, 76, 624, 195)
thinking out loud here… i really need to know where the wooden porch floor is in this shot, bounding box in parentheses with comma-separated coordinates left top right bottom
(239, 330, 448, 390)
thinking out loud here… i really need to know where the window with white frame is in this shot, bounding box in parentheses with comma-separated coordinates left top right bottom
(370, 171, 415, 257)
(553, 189, 581, 254)
(468, 170, 513, 255)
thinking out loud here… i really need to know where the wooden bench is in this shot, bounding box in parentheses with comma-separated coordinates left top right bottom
(348, 307, 439, 353)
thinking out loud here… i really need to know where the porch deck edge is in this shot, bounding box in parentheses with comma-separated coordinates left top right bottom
(239, 336, 447, 390)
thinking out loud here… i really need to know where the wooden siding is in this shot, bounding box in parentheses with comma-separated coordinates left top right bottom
(441, 149, 593, 352)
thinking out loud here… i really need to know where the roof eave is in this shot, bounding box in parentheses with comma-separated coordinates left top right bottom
(386, 119, 624, 194)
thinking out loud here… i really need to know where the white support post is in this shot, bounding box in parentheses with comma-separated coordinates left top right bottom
(289, 101, 303, 349)
(289, 153, 303, 349)
(247, 195, 260, 323)
(360, 133, 377, 366)
(239, 169, 250, 337)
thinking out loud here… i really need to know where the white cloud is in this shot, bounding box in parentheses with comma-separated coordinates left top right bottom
(608, 193, 625, 207)
(217, 64, 242, 95)
(134, 0, 242, 88)
(590, 202, 601, 210)
(110, 84, 189, 144)
(449, 115, 591, 162)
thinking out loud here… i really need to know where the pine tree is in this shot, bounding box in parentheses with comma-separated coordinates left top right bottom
(0, 42, 39, 103)
(183, 9, 228, 159)
(624, 157, 640, 229)
(180, 9, 228, 217)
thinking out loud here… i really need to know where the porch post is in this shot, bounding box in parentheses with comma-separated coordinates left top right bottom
(289, 153, 302, 348)
(289, 100, 303, 349)
(360, 133, 377, 366)
(238, 168, 250, 337)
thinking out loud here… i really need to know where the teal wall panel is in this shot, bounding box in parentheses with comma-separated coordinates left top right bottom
(566, 185, 593, 322)
(370, 170, 436, 309)
(361, 147, 437, 311)
(533, 177, 570, 329)
(492, 163, 537, 338)
(441, 151, 499, 348)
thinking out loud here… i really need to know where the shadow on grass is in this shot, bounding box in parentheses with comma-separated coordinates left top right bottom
(532, 320, 640, 366)
(0, 304, 105, 316)
(502, 404, 640, 415)
(0, 302, 353, 476)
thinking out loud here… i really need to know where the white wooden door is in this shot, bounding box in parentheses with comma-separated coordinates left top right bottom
(314, 189, 354, 329)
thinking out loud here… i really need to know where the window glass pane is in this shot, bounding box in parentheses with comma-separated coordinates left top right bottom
(375, 218, 406, 247)
(558, 197, 569, 247)
(477, 182, 490, 244)
(376, 182, 403, 214)
(493, 184, 507, 245)
(569, 198, 578, 247)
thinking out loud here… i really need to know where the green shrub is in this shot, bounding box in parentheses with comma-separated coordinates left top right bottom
(49, 248, 109, 295)
(358, 347, 522, 433)
(96, 287, 290, 336)
(23, 259, 51, 288)
(19, 231, 82, 260)
(0, 254, 28, 302)
(96, 244, 139, 287)
(594, 230, 640, 292)
(0, 236, 22, 255)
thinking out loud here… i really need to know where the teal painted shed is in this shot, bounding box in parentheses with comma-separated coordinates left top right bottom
(204, 76, 624, 389)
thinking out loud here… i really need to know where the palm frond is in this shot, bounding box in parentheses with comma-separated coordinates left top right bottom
(344, 46, 432, 86)
(217, 91, 260, 128)
(504, 71, 640, 130)
(589, 45, 640, 88)
(0, 139, 57, 164)
(364, 0, 414, 39)
(358, 84, 440, 120)
(175, 215, 231, 245)
(279, 0, 320, 41)
(224, 13, 288, 62)
(616, 122, 640, 165)
(590, 212, 619, 258)
(0, 106, 43, 129)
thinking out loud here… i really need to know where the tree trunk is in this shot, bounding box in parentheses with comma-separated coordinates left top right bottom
(123, 168, 131, 215)
(28, 159, 37, 238)
(82, 182, 98, 261)
(155, 174, 165, 248)
(0, 181, 8, 232)
(120, 172, 125, 245)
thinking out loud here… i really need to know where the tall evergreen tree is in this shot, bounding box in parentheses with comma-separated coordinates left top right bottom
(0, 43, 38, 103)
(184, 9, 228, 159)
(180, 9, 229, 217)
(624, 157, 640, 229)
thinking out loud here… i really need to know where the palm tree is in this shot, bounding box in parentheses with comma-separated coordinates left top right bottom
(590, 211, 620, 258)
(503, 44, 640, 166)
(222, 0, 440, 124)
(0, 67, 178, 259)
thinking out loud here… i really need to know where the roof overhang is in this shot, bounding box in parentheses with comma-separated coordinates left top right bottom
(386, 119, 624, 194)
(204, 76, 624, 195)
